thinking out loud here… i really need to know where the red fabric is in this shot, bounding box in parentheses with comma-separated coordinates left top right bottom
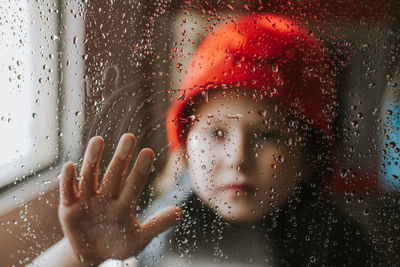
(330, 171, 381, 195)
(166, 13, 337, 150)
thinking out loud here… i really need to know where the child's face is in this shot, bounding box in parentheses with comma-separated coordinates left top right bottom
(185, 92, 310, 223)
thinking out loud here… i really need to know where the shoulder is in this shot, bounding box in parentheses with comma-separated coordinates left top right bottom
(137, 174, 193, 266)
(270, 194, 381, 266)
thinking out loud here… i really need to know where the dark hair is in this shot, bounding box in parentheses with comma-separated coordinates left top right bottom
(300, 126, 334, 200)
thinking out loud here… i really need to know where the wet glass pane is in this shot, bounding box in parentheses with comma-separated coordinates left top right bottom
(0, 1, 399, 266)
(0, 0, 59, 186)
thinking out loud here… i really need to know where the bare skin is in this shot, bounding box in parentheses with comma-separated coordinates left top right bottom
(186, 94, 310, 223)
(52, 134, 182, 266)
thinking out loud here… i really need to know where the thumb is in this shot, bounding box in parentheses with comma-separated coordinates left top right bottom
(140, 206, 182, 242)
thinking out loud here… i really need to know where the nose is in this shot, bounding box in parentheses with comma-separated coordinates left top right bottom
(223, 128, 252, 172)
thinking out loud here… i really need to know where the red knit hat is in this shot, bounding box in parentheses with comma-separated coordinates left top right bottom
(166, 13, 337, 151)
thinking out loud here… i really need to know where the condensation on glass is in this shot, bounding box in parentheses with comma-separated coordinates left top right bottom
(0, 1, 399, 266)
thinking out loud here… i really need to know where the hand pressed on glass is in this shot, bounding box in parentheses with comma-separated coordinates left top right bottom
(59, 134, 182, 265)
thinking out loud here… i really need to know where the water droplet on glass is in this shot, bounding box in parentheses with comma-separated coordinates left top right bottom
(258, 110, 267, 117)
(149, 165, 155, 173)
(351, 120, 359, 128)
(272, 63, 279, 73)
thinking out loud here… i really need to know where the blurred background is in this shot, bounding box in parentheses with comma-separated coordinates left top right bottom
(0, 0, 399, 265)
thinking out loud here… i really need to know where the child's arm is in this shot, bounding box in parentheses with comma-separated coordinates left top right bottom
(30, 134, 182, 266)
(29, 237, 83, 266)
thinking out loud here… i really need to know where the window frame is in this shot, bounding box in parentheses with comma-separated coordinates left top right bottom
(0, 0, 85, 215)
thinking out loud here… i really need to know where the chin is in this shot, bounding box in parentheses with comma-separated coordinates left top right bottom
(217, 206, 265, 224)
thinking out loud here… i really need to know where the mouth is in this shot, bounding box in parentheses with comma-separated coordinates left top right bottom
(222, 184, 256, 196)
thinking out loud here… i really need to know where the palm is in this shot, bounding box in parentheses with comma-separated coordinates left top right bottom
(59, 134, 181, 265)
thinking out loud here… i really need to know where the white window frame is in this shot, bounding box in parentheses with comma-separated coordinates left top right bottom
(0, 0, 85, 214)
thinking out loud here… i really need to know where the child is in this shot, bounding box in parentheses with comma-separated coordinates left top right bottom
(33, 13, 378, 266)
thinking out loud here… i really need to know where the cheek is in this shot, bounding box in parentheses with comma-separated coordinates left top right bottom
(186, 132, 228, 167)
(186, 134, 218, 188)
(255, 143, 280, 169)
(256, 146, 297, 186)
(187, 134, 213, 163)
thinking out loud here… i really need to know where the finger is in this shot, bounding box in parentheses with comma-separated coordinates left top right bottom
(122, 257, 139, 267)
(60, 162, 78, 206)
(140, 206, 182, 242)
(100, 133, 136, 198)
(119, 148, 154, 208)
(79, 136, 104, 200)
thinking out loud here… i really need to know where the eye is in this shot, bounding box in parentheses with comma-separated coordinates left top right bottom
(211, 128, 226, 140)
